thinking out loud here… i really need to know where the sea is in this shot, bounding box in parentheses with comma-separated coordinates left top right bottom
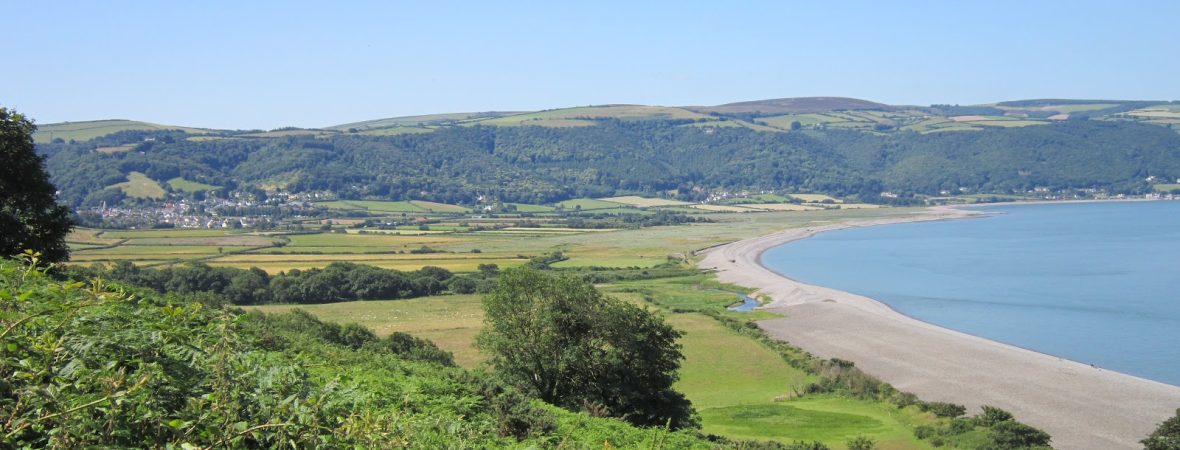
(761, 201, 1180, 386)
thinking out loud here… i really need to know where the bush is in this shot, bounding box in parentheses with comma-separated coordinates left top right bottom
(846, 435, 876, 450)
(987, 420, 1051, 448)
(1143, 408, 1180, 450)
(921, 401, 967, 418)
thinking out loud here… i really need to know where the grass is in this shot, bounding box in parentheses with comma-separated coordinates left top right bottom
(109, 172, 166, 199)
(786, 193, 841, 203)
(701, 398, 931, 448)
(66, 228, 123, 246)
(557, 198, 631, 211)
(737, 203, 822, 211)
(599, 196, 692, 208)
(95, 144, 136, 154)
(550, 255, 667, 268)
(317, 200, 427, 213)
(101, 229, 249, 238)
(505, 203, 556, 212)
(667, 313, 808, 408)
(476, 105, 712, 126)
(167, 177, 220, 192)
(410, 200, 470, 213)
(32, 119, 212, 143)
(356, 126, 435, 136)
(692, 204, 759, 212)
(208, 258, 528, 274)
(316, 200, 470, 214)
(247, 295, 487, 367)
(1153, 183, 1180, 192)
(969, 120, 1046, 128)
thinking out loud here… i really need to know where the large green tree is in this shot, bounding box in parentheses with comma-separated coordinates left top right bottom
(476, 268, 698, 430)
(0, 107, 72, 263)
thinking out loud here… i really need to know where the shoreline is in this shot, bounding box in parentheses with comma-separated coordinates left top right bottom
(698, 206, 1180, 450)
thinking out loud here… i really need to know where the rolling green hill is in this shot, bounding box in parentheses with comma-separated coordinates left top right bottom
(690, 96, 897, 115)
(33, 119, 215, 143)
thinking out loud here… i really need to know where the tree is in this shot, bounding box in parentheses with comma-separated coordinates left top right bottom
(1143, 408, 1180, 450)
(476, 268, 697, 429)
(0, 107, 72, 263)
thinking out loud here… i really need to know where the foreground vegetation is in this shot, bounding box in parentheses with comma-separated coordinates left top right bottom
(1, 257, 745, 448)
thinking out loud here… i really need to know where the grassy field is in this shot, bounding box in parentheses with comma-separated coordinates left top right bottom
(557, 198, 631, 211)
(600, 196, 692, 208)
(95, 144, 137, 154)
(167, 177, 220, 192)
(1153, 183, 1180, 192)
(318, 200, 428, 213)
(247, 295, 487, 367)
(786, 193, 841, 203)
(109, 172, 166, 199)
(356, 126, 435, 136)
(32, 119, 213, 143)
(692, 204, 759, 213)
(505, 203, 556, 212)
(410, 200, 470, 213)
(475, 105, 713, 126)
(737, 203, 822, 211)
(250, 271, 937, 448)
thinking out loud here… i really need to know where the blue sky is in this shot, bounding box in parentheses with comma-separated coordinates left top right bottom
(5, 1, 1178, 129)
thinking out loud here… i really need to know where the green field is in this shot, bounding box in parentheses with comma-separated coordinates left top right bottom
(318, 200, 428, 213)
(557, 198, 632, 210)
(475, 105, 713, 127)
(356, 126, 435, 136)
(317, 200, 470, 214)
(251, 272, 937, 448)
(505, 202, 556, 212)
(1153, 183, 1180, 192)
(247, 295, 487, 368)
(410, 200, 470, 213)
(109, 172, 166, 199)
(167, 177, 220, 192)
(32, 119, 212, 143)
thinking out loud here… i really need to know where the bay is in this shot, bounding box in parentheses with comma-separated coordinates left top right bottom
(762, 201, 1180, 386)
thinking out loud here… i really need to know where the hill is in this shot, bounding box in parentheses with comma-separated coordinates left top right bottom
(691, 97, 897, 115)
(32, 119, 215, 144)
(37, 117, 1180, 209)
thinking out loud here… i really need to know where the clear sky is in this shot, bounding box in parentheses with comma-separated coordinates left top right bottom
(5, 0, 1179, 130)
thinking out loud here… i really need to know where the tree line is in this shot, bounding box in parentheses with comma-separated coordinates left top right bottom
(69, 260, 485, 305)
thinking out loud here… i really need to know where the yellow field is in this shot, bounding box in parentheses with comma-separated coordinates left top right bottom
(248, 295, 487, 367)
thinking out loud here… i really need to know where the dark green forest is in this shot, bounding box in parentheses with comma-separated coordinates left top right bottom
(37, 119, 1180, 208)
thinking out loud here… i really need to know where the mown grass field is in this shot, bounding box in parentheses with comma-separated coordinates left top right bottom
(1152, 183, 1180, 192)
(600, 196, 692, 208)
(248, 295, 487, 367)
(167, 177, 220, 192)
(32, 119, 213, 143)
(109, 172, 166, 199)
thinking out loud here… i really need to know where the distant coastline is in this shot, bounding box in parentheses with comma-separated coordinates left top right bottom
(698, 206, 1180, 450)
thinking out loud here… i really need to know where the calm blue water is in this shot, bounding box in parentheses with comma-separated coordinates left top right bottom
(762, 201, 1180, 386)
